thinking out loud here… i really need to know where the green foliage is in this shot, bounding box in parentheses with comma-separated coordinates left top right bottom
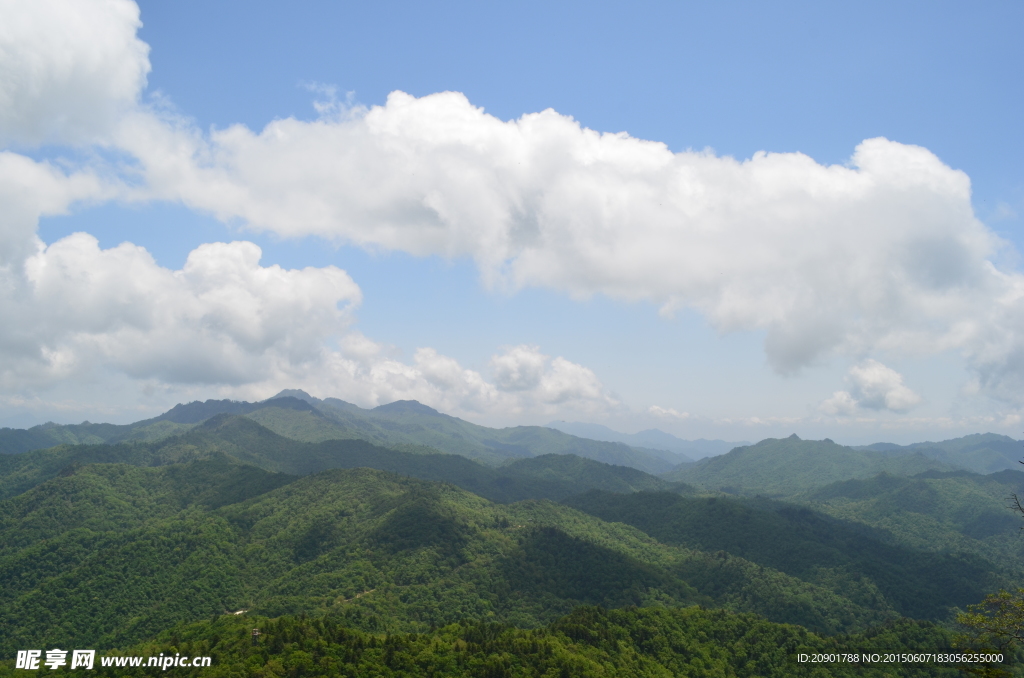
(797, 470, 1024, 566)
(565, 490, 1004, 621)
(954, 589, 1024, 677)
(0, 606, 968, 678)
(0, 462, 907, 655)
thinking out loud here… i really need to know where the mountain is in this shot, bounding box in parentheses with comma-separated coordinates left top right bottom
(0, 392, 677, 474)
(0, 460, 908, 654)
(0, 414, 677, 504)
(0, 419, 193, 455)
(857, 433, 1023, 474)
(665, 435, 955, 496)
(563, 489, 1004, 622)
(546, 420, 747, 461)
(795, 468, 1024, 566)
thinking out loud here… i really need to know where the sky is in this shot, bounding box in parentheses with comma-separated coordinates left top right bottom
(1, 0, 1023, 444)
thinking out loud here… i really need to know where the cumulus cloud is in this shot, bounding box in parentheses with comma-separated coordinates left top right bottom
(2, 234, 361, 388)
(0, 226, 617, 421)
(5, 0, 1024, 425)
(819, 360, 922, 415)
(649, 405, 690, 419)
(112, 90, 1022, 388)
(0, 0, 149, 145)
(300, 344, 617, 420)
(819, 390, 859, 416)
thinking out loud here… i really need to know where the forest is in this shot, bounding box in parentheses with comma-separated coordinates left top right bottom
(1, 392, 1023, 676)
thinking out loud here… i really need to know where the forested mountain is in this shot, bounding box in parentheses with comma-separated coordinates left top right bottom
(2, 607, 961, 678)
(665, 434, 955, 496)
(0, 415, 676, 504)
(2, 397, 1023, 675)
(546, 420, 746, 461)
(795, 469, 1024, 564)
(564, 490, 1004, 621)
(858, 433, 1023, 474)
(0, 392, 674, 473)
(1, 460, 909, 655)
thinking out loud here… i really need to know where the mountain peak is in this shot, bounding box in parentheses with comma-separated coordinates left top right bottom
(268, 389, 320, 405)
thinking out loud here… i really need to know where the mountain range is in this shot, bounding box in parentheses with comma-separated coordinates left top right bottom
(1, 391, 1022, 675)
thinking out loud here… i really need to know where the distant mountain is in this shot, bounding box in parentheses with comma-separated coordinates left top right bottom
(0, 419, 193, 455)
(855, 433, 1023, 474)
(0, 414, 679, 504)
(546, 421, 747, 461)
(665, 434, 955, 496)
(796, 468, 1024, 565)
(263, 392, 678, 472)
(0, 391, 676, 474)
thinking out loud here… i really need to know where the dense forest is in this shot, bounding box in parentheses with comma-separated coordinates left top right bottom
(1, 393, 1023, 675)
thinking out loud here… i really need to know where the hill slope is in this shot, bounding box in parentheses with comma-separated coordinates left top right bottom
(0, 461, 902, 654)
(33, 606, 962, 678)
(563, 489, 1004, 621)
(795, 469, 1024, 565)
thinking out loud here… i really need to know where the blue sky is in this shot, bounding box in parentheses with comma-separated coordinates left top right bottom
(3, 0, 1023, 444)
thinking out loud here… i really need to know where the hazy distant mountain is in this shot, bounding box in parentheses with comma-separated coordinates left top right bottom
(855, 433, 1023, 474)
(546, 421, 748, 461)
(0, 390, 676, 474)
(666, 434, 955, 496)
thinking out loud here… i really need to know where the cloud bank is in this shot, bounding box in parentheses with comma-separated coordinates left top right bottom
(2, 0, 1024, 426)
(119, 92, 1017, 385)
(0, 0, 149, 146)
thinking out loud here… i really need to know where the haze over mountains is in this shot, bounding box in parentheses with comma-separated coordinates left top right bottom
(1, 390, 1022, 675)
(545, 421, 748, 461)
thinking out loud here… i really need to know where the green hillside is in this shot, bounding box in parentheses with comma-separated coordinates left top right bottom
(0, 606, 966, 678)
(666, 434, 954, 496)
(796, 469, 1024, 565)
(564, 490, 1005, 621)
(4, 405, 1024, 673)
(0, 459, 916, 655)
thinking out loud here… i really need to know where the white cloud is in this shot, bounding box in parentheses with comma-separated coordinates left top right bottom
(0, 152, 111, 265)
(0, 0, 149, 145)
(5, 0, 1024, 429)
(819, 360, 921, 414)
(648, 405, 690, 419)
(113, 90, 1024, 393)
(848, 360, 922, 412)
(491, 344, 548, 391)
(0, 227, 616, 422)
(819, 390, 859, 416)
(3, 234, 361, 388)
